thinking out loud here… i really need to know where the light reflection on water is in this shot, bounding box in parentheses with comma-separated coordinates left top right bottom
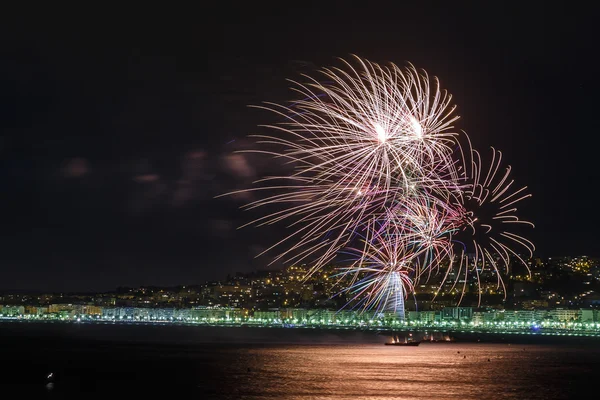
(213, 343, 595, 399)
(2, 323, 598, 398)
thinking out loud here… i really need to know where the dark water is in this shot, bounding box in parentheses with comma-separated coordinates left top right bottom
(2, 322, 599, 398)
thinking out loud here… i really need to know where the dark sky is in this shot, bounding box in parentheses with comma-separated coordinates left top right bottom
(1, 3, 598, 292)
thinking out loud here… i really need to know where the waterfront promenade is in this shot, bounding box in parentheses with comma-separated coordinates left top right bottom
(3, 315, 600, 340)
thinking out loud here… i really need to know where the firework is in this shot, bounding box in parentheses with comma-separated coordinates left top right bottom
(225, 55, 464, 277)
(442, 147, 535, 305)
(335, 230, 416, 319)
(222, 55, 534, 314)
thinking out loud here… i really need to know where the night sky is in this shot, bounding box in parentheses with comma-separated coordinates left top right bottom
(1, 4, 597, 292)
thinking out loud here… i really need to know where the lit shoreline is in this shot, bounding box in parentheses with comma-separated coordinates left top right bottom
(3, 317, 600, 340)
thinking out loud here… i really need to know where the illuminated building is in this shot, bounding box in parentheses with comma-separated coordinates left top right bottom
(1, 305, 24, 316)
(49, 304, 83, 316)
(547, 308, 579, 322)
(25, 305, 47, 315)
(442, 307, 473, 321)
(83, 305, 102, 316)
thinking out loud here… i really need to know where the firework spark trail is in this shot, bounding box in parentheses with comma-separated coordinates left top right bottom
(440, 147, 535, 305)
(220, 55, 465, 276)
(220, 55, 534, 312)
(335, 230, 416, 315)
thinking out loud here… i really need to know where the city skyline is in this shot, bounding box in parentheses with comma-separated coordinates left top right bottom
(2, 255, 597, 302)
(1, 4, 598, 292)
(2, 254, 600, 335)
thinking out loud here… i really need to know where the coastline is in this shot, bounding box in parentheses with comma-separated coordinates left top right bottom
(2, 319, 600, 346)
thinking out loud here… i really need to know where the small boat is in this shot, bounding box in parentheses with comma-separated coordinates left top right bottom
(385, 340, 420, 346)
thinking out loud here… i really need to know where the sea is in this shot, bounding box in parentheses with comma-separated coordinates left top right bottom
(1, 321, 599, 399)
